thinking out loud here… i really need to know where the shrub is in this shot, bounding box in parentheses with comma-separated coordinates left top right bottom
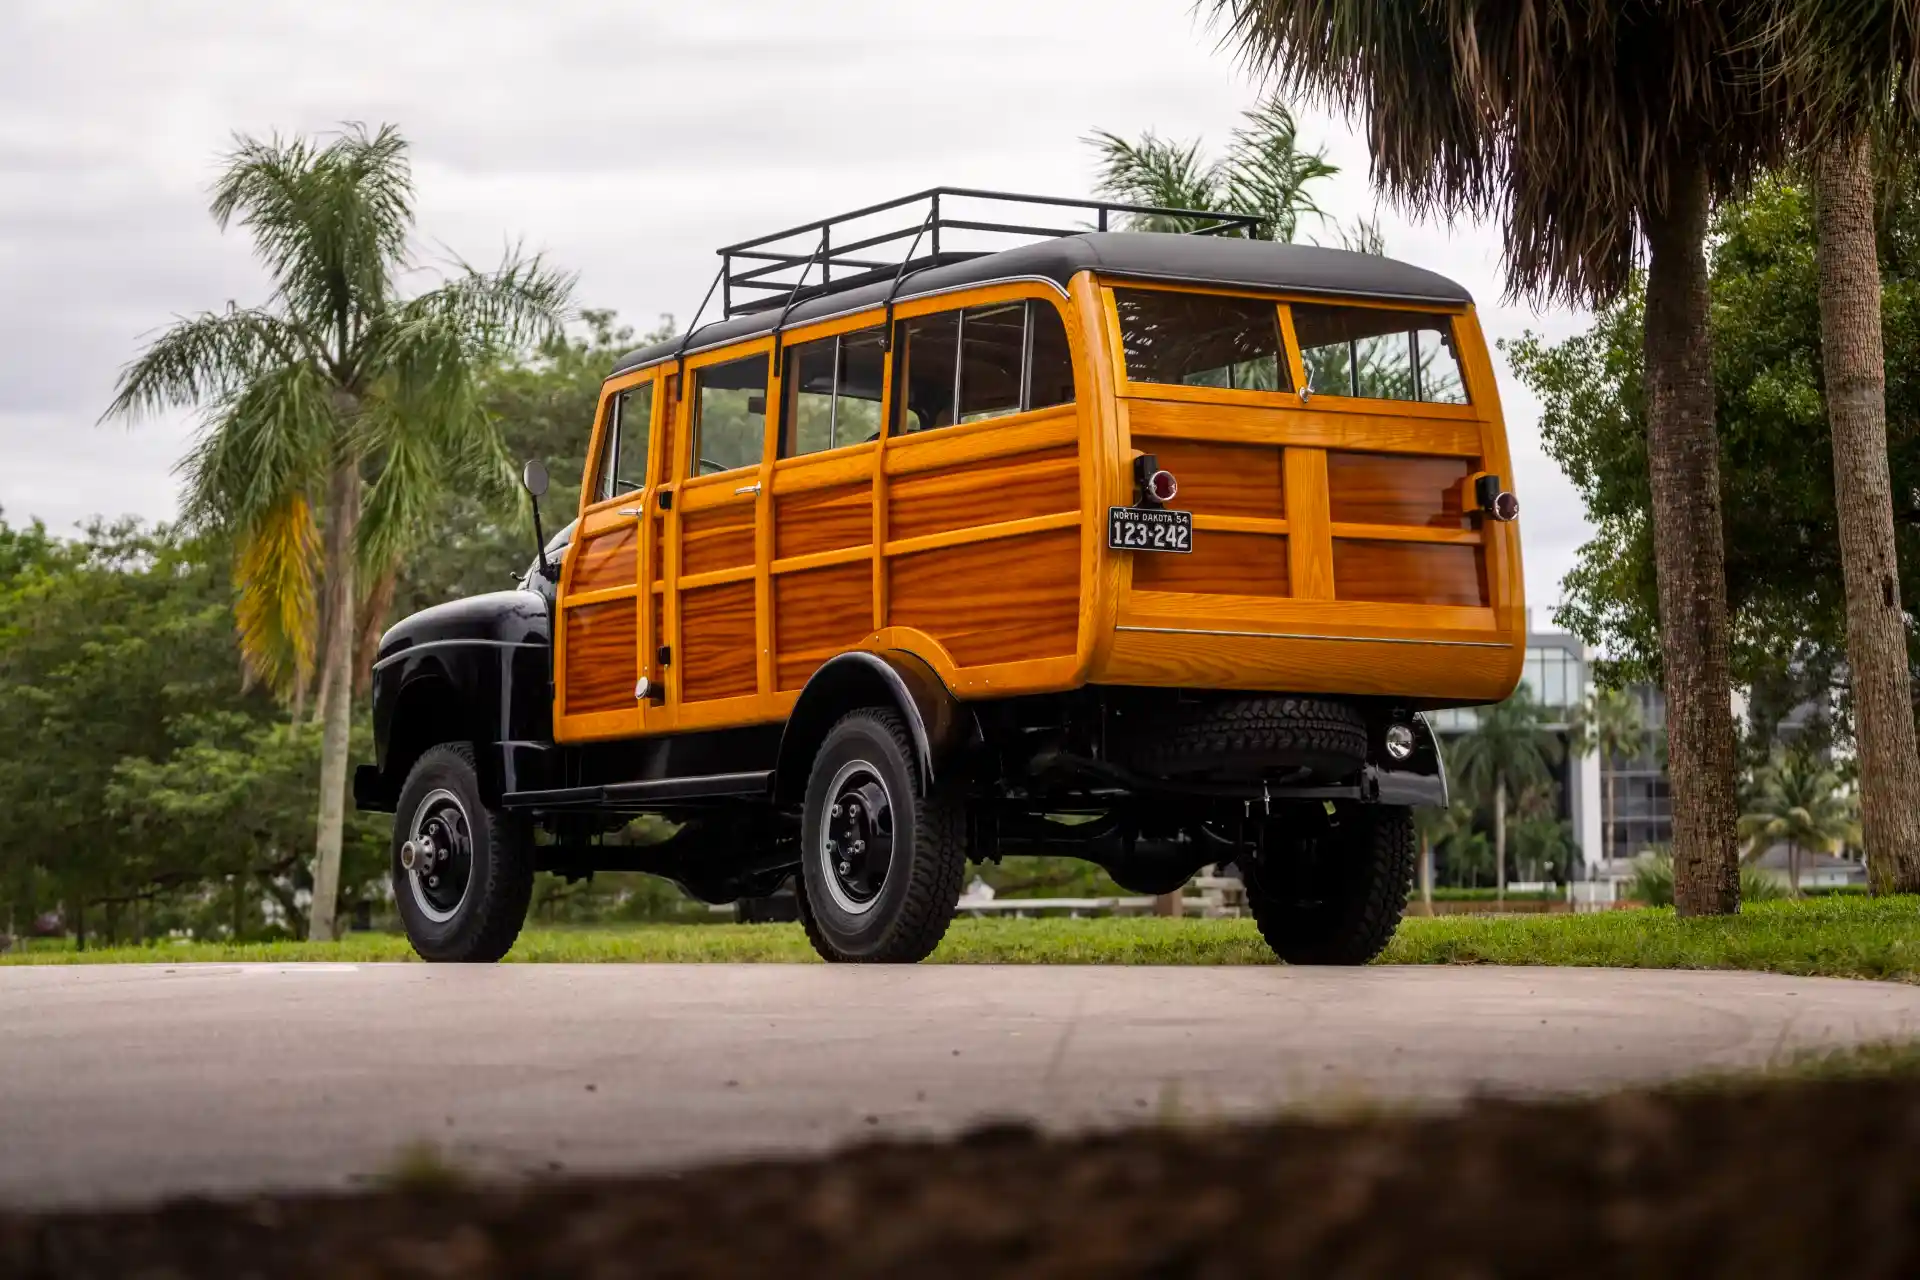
(1628, 852, 1785, 905)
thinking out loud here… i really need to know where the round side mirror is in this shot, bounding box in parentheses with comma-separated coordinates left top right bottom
(522, 459, 550, 499)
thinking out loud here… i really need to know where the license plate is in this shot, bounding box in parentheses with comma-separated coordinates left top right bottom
(1107, 506, 1193, 553)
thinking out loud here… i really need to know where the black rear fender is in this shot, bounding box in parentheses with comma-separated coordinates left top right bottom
(774, 651, 976, 807)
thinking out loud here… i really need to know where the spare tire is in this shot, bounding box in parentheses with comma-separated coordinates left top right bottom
(1129, 695, 1368, 782)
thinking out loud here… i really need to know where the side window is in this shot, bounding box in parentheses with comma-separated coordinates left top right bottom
(1027, 303, 1074, 411)
(895, 299, 1077, 435)
(895, 312, 959, 434)
(689, 353, 768, 476)
(780, 327, 885, 458)
(591, 394, 620, 503)
(609, 382, 653, 495)
(958, 303, 1023, 423)
(1113, 289, 1287, 391)
(1290, 304, 1470, 404)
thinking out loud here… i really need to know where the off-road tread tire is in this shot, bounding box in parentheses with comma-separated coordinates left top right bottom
(393, 742, 534, 964)
(1245, 806, 1414, 966)
(796, 709, 967, 964)
(1131, 695, 1368, 779)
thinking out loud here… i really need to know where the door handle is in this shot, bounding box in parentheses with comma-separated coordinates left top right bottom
(618, 506, 645, 517)
(734, 482, 762, 496)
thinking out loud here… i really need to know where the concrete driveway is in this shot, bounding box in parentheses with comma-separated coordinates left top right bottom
(4, 962, 1919, 1209)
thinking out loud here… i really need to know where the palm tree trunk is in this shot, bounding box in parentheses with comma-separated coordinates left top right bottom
(1419, 833, 1433, 915)
(1814, 129, 1920, 897)
(308, 453, 360, 943)
(1494, 775, 1507, 904)
(1641, 161, 1741, 917)
(1788, 841, 1801, 899)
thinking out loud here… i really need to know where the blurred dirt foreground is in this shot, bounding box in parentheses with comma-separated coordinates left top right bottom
(6, 1073, 1920, 1279)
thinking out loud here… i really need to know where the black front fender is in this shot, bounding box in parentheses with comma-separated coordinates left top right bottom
(774, 650, 977, 806)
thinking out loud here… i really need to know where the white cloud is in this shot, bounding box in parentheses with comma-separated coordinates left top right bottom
(0, 0, 1591, 612)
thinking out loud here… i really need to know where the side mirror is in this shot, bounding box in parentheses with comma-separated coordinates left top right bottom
(522, 458, 550, 499)
(522, 459, 553, 581)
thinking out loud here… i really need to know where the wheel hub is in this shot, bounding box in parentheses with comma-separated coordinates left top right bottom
(821, 768, 894, 913)
(405, 790, 473, 923)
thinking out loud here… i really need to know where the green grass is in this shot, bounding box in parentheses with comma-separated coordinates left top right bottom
(5, 895, 1916, 980)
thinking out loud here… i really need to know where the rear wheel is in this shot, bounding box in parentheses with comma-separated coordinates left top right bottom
(796, 708, 966, 963)
(392, 743, 533, 963)
(1130, 695, 1368, 782)
(1244, 806, 1413, 965)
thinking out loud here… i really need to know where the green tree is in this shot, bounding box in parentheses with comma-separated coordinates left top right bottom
(1447, 688, 1563, 902)
(1738, 748, 1861, 896)
(1571, 688, 1647, 865)
(1207, 0, 1809, 915)
(0, 522, 292, 945)
(1087, 97, 1337, 242)
(104, 124, 571, 939)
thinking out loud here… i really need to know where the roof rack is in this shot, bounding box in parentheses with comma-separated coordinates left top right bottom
(715, 187, 1265, 320)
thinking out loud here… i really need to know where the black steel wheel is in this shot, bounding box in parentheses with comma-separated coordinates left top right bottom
(1243, 805, 1414, 965)
(392, 743, 533, 963)
(795, 708, 965, 963)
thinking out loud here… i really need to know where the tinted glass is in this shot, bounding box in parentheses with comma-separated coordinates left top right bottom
(782, 337, 836, 458)
(834, 328, 886, 445)
(1028, 302, 1074, 410)
(1291, 304, 1470, 404)
(592, 395, 620, 502)
(1114, 289, 1286, 391)
(691, 353, 768, 475)
(610, 382, 653, 495)
(781, 328, 886, 458)
(959, 303, 1024, 423)
(895, 311, 959, 434)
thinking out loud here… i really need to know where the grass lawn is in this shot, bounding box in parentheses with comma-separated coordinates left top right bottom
(5, 894, 1918, 980)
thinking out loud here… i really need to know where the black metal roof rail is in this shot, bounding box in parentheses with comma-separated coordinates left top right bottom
(716, 187, 1265, 319)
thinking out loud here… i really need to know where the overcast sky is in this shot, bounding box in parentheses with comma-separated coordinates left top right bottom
(2, 0, 1593, 615)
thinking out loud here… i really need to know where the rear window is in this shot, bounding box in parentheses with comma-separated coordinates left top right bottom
(1291, 304, 1469, 404)
(1113, 289, 1287, 392)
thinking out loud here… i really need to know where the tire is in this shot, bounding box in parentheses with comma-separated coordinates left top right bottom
(1244, 805, 1414, 965)
(1129, 695, 1368, 781)
(392, 743, 534, 963)
(795, 708, 966, 963)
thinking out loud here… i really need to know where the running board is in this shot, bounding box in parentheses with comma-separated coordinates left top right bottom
(502, 770, 774, 811)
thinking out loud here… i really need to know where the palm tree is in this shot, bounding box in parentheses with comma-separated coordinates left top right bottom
(1206, 2, 1797, 915)
(1738, 749, 1861, 896)
(1571, 688, 1647, 867)
(1768, 1, 1920, 895)
(105, 125, 571, 940)
(1087, 96, 1338, 242)
(1448, 687, 1562, 903)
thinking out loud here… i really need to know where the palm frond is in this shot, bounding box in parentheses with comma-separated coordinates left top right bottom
(102, 308, 308, 423)
(1085, 129, 1224, 231)
(175, 360, 335, 535)
(1221, 97, 1339, 242)
(232, 492, 321, 691)
(1208, 0, 1793, 304)
(210, 123, 413, 367)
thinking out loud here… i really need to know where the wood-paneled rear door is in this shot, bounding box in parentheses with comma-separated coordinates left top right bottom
(665, 344, 774, 729)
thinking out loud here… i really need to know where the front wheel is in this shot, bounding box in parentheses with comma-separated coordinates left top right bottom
(392, 743, 534, 963)
(1244, 805, 1414, 965)
(795, 708, 966, 963)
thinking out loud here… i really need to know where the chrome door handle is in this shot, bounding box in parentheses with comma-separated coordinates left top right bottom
(734, 482, 761, 496)
(618, 506, 645, 516)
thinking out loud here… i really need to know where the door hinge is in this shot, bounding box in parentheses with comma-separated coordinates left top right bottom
(658, 645, 672, 667)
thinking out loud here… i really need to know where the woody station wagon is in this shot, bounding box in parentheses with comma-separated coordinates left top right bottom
(355, 189, 1524, 965)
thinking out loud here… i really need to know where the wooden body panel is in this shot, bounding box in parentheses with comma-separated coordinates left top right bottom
(550, 272, 1525, 744)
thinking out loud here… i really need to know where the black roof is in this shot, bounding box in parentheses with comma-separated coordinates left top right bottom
(609, 232, 1474, 378)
